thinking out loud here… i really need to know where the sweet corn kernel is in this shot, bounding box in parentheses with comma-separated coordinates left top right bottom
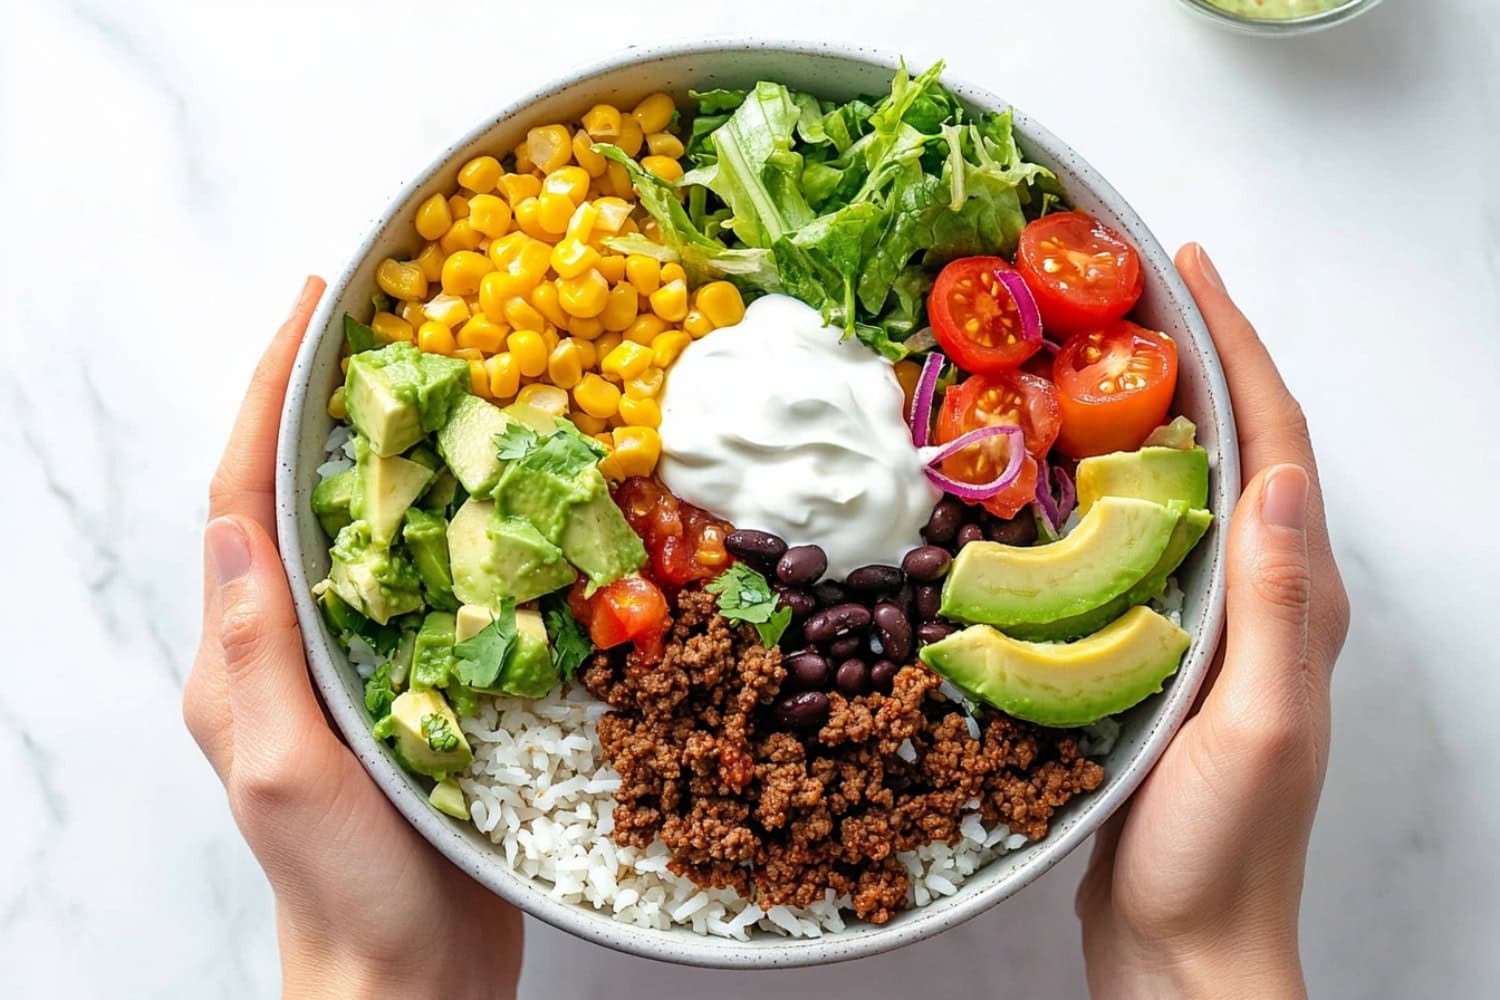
(399, 299, 428, 328)
(661, 262, 687, 286)
(447, 193, 470, 219)
(340, 356, 351, 375)
(439, 219, 483, 255)
(457, 315, 507, 354)
(371, 311, 414, 344)
(605, 160, 633, 199)
(641, 217, 663, 243)
(617, 116, 644, 158)
(594, 331, 623, 359)
(376, 258, 428, 301)
(485, 353, 521, 399)
(327, 386, 347, 420)
(600, 283, 640, 332)
(550, 237, 601, 280)
(466, 194, 512, 239)
(546, 339, 585, 390)
(424, 293, 470, 328)
(571, 337, 599, 369)
(458, 155, 502, 194)
(512, 197, 551, 241)
(467, 359, 490, 397)
(596, 255, 627, 284)
(480, 271, 531, 318)
(418, 321, 457, 355)
(595, 431, 617, 450)
(645, 131, 685, 159)
(415, 242, 445, 283)
(625, 255, 661, 296)
(651, 330, 692, 368)
(893, 360, 922, 412)
(696, 281, 746, 327)
(618, 394, 661, 428)
(683, 308, 715, 339)
(573, 373, 621, 419)
(543, 166, 590, 205)
(624, 366, 665, 398)
(512, 135, 535, 172)
(568, 316, 605, 341)
(565, 202, 598, 243)
(503, 298, 547, 334)
(641, 155, 683, 183)
(601, 340, 653, 381)
(507, 329, 547, 377)
(649, 278, 688, 323)
(557, 269, 609, 318)
(453, 347, 484, 362)
(528, 282, 569, 328)
(622, 314, 665, 345)
(516, 383, 569, 416)
(581, 104, 622, 140)
(608, 426, 662, 478)
(535, 193, 573, 236)
(527, 125, 572, 174)
(540, 326, 560, 352)
(415, 193, 453, 241)
(441, 250, 493, 297)
(632, 92, 675, 134)
(498, 172, 542, 204)
(572, 130, 607, 177)
(586, 197, 628, 235)
(569, 410, 607, 435)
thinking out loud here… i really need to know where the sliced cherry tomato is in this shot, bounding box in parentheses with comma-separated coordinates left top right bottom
(570, 576, 669, 653)
(934, 371, 1060, 519)
(1016, 212, 1142, 336)
(928, 256, 1041, 374)
(1053, 321, 1178, 459)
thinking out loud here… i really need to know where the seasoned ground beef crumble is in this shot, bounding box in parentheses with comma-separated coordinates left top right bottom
(581, 587, 1104, 924)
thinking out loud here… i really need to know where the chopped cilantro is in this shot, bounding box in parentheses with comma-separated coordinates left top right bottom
(705, 563, 792, 647)
(543, 593, 593, 682)
(493, 417, 606, 480)
(363, 662, 397, 720)
(494, 422, 539, 461)
(342, 313, 380, 353)
(420, 713, 460, 752)
(452, 599, 518, 689)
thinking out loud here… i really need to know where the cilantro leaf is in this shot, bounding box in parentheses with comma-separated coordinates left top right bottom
(363, 662, 397, 720)
(452, 599, 518, 689)
(494, 417, 606, 480)
(543, 592, 593, 683)
(421, 712, 460, 752)
(705, 563, 790, 646)
(343, 313, 380, 353)
(495, 423, 539, 461)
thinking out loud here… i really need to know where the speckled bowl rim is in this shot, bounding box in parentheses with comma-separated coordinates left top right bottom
(276, 38, 1240, 969)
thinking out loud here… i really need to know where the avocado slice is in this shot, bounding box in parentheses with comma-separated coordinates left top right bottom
(940, 497, 1182, 631)
(1076, 446, 1209, 518)
(448, 498, 577, 607)
(457, 605, 559, 698)
(437, 394, 515, 497)
(373, 688, 473, 777)
(390, 627, 417, 687)
(558, 469, 648, 587)
(411, 611, 457, 690)
(402, 508, 458, 610)
(429, 779, 469, 819)
(345, 342, 470, 457)
(421, 467, 461, 515)
(326, 521, 425, 625)
(351, 435, 434, 545)
(920, 606, 1191, 728)
(491, 460, 596, 544)
(311, 469, 355, 539)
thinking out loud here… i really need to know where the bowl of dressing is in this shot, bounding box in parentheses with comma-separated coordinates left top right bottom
(1178, 0, 1384, 35)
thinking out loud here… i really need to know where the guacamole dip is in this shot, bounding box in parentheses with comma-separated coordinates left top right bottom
(1206, 0, 1347, 17)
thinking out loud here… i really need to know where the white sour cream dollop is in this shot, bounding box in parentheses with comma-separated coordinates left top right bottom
(656, 294, 940, 578)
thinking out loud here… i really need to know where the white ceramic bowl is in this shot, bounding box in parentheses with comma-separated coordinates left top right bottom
(275, 39, 1240, 968)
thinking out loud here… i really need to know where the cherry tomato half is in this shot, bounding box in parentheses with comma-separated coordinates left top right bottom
(569, 576, 669, 654)
(928, 256, 1042, 374)
(1016, 212, 1143, 337)
(934, 371, 1060, 519)
(1053, 321, 1178, 459)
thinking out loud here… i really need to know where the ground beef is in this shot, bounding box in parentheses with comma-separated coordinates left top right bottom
(581, 586, 1104, 924)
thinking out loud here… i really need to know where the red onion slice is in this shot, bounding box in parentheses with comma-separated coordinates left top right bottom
(908, 352, 945, 448)
(1052, 464, 1077, 521)
(1034, 460, 1079, 533)
(920, 424, 1025, 502)
(994, 269, 1043, 345)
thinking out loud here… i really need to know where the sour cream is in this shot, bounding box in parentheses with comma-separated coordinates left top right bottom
(657, 294, 940, 578)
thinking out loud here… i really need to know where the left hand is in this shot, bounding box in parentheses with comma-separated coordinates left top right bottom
(183, 277, 523, 1000)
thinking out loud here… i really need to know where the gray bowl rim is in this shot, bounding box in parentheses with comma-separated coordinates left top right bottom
(275, 36, 1240, 969)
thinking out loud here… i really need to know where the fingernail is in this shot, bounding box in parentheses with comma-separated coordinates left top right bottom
(207, 517, 252, 585)
(1262, 465, 1308, 531)
(1193, 244, 1225, 294)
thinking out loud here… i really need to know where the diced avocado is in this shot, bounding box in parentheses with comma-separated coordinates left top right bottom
(920, 606, 1190, 728)
(345, 342, 469, 457)
(311, 469, 355, 539)
(557, 468, 648, 587)
(448, 498, 577, 607)
(454, 603, 495, 643)
(500, 400, 563, 434)
(1075, 446, 1209, 518)
(402, 508, 458, 610)
(1143, 416, 1198, 450)
(421, 467, 460, 515)
(939, 497, 1182, 631)
(350, 435, 434, 545)
(437, 394, 514, 497)
(412, 611, 457, 690)
(391, 628, 417, 687)
(326, 521, 425, 625)
(465, 608, 556, 698)
(406, 443, 443, 472)
(316, 584, 400, 653)
(373, 688, 472, 777)
(429, 779, 468, 819)
(491, 460, 595, 543)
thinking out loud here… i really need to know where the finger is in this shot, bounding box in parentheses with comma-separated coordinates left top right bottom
(1075, 806, 1128, 918)
(208, 276, 326, 531)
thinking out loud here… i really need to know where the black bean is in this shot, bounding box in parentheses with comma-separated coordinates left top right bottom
(869, 658, 899, 692)
(773, 585, 817, 622)
(835, 659, 870, 697)
(986, 513, 1038, 547)
(956, 523, 985, 549)
(845, 564, 904, 595)
(901, 545, 952, 583)
(776, 545, 827, 587)
(802, 603, 872, 644)
(785, 650, 830, 691)
(726, 529, 788, 565)
(812, 580, 848, 608)
(774, 691, 830, 731)
(872, 601, 913, 664)
(893, 582, 915, 618)
(923, 497, 965, 546)
(828, 634, 864, 660)
(778, 621, 805, 650)
(914, 584, 943, 622)
(917, 621, 959, 644)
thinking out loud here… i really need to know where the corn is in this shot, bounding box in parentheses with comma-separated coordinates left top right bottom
(485, 352, 521, 400)
(467, 359, 490, 397)
(480, 271, 529, 318)
(699, 280, 748, 327)
(569, 410, 608, 434)
(512, 136, 535, 173)
(439, 250, 492, 297)
(503, 298, 547, 335)
(587, 197, 629, 234)
(376, 258, 428, 301)
(458, 155, 502, 194)
(414, 242, 445, 283)
(507, 329, 548, 377)
(539, 325, 560, 352)
(618, 394, 661, 428)
(527, 282, 569, 328)
(645, 131, 685, 159)
(651, 330, 692, 368)
(632, 92, 675, 134)
(581, 104, 622, 140)
(683, 308, 715, 339)
(415, 193, 453, 241)
(465, 194, 512, 239)
(447, 193, 471, 219)
(550, 237, 600, 280)
(568, 316, 604, 341)
(400, 299, 428, 329)
(557, 268, 609, 318)
(543, 166, 591, 205)
(453, 347, 484, 362)
(624, 366, 665, 398)
(597, 254, 627, 284)
(617, 116, 645, 158)
(340, 356, 351, 375)
(512, 197, 551, 241)
(439, 219, 483, 255)
(605, 160, 633, 199)
(457, 315, 507, 354)
(516, 383, 569, 416)
(418, 320, 457, 355)
(565, 201, 598, 243)
(527, 125, 572, 174)
(424, 292, 470, 328)
(625, 255, 661, 296)
(607, 426, 662, 479)
(572, 130, 607, 177)
(595, 431, 616, 450)
(620, 314, 663, 345)
(371, 311, 414, 344)
(649, 278, 688, 323)
(498, 172, 542, 204)
(599, 283, 640, 332)
(546, 339, 586, 390)
(573, 373, 621, 419)
(535, 193, 574, 236)
(327, 386, 347, 420)
(593, 330, 623, 360)
(571, 338, 599, 369)
(641, 155, 684, 183)
(600, 340, 653, 381)
(893, 359, 922, 413)
(661, 262, 687, 286)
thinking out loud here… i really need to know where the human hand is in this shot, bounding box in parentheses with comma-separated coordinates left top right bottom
(183, 279, 523, 1000)
(1075, 246, 1351, 999)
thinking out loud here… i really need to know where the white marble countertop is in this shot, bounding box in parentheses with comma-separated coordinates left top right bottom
(4, 0, 1497, 995)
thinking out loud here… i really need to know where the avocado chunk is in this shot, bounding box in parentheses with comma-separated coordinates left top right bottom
(315, 583, 400, 653)
(402, 508, 458, 610)
(373, 688, 472, 777)
(940, 497, 1182, 631)
(454, 603, 495, 643)
(558, 468, 648, 587)
(491, 460, 596, 544)
(456, 605, 558, 698)
(437, 394, 515, 497)
(421, 467, 460, 515)
(311, 469, 355, 539)
(411, 611, 457, 690)
(345, 341, 469, 457)
(1076, 446, 1209, 518)
(920, 606, 1191, 728)
(327, 521, 425, 625)
(448, 498, 577, 607)
(429, 779, 468, 819)
(351, 435, 434, 545)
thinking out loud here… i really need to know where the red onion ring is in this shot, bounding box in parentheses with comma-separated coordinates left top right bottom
(1034, 460, 1079, 533)
(994, 269, 1043, 345)
(908, 352, 945, 448)
(920, 424, 1025, 502)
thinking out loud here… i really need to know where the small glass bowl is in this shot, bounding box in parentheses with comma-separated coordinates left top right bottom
(1176, 0, 1384, 36)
